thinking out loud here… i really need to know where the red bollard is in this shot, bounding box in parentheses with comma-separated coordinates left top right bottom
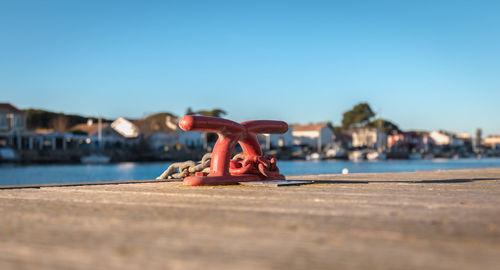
(178, 115, 288, 186)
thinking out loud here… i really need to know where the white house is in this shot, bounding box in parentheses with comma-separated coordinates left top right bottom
(147, 131, 177, 150)
(136, 114, 204, 150)
(111, 117, 140, 138)
(0, 103, 37, 151)
(429, 130, 464, 147)
(70, 120, 127, 149)
(351, 128, 377, 148)
(147, 130, 203, 150)
(0, 103, 25, 134)
(177, 130, 204, 148)
(292, 123, 334, 151)
(258, 128, 294, 150)
(483, 135, 500, 149)
(350, 127, 387, 150)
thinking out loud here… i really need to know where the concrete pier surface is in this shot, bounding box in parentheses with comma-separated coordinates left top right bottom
(1, 168, 500, 270)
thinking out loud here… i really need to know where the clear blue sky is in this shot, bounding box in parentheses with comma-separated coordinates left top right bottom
(1, 0, 499, 135)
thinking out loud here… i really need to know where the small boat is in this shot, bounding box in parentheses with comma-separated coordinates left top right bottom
(325, 143, 345, 159)
(81, 116, 110, 164)
(306, 152, 322, 161)
(348, 151, 364, 162)
(81, 153, 110, 164)
(0, 147, 17, 162)
(366, 151, 386, 161)
(409, 152, 422, 160)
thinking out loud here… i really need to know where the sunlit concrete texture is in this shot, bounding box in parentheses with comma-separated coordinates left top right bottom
(1, 168, 500, 270)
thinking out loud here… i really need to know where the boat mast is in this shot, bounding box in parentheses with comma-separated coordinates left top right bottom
(98, 116, 102, 150)
(377, 110, 382, 153)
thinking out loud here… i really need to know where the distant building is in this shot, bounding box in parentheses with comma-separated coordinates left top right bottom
(165, 115, 178, 131)
(292, 123, 333, 151)
(70, 115, 193, 151)
(69, 120, 126, 149)
(132, 114, 204, 150)
(388, 132, 429, 152)
(429, 130, 464, 147)
(111, 117, 140, 138)
(257, 128, 294, 150)
(474, 129, 482, 152)
(333, 131, 352, 149)
(456, 133, 471, 140)
(0, 103, 38, 151)
(0, 103, 76, 153)
(147, 131, 177, 150)
(177, 130, 204, 148)
(351, 127, 377, 148)
(0, 103, 26, 133)
(350, 127, 387, 150)
(483, 135, 500, 149)
(456, 133, 473, 151)
(70, 120, 110, 137)
(33, 131, 71, 151)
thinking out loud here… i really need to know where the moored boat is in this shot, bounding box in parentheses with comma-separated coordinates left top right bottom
(348, 151, 364, 162)
(409, 152, 423, 160)
(366, 151, 386, 161)
(306, 152, 322, 161)
(80, 116, 110, 164)
(81, 154, 111, 164)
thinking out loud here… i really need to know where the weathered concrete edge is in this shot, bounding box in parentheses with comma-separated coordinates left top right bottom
(0, 179, 176, 190)
(1, 167, 499, 190)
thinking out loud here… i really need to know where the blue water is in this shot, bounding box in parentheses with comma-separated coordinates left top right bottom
(1, 158, 500, 186)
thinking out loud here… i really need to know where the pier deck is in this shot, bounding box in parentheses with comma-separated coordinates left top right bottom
(1, 168, 500, 269)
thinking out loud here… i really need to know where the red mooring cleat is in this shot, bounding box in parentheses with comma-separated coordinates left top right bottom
(178, 115, 288, 186)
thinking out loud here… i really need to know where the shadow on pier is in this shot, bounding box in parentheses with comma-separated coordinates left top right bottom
(310, 177, 500, 185)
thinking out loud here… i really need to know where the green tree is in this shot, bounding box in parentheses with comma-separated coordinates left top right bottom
(367, 118, 401, 134)
(189, 108, 227, 118)
(185, 107, 194, 115)
(341, 103, 375, 128)
(25, 109, 110, 131)
(49, 114, 69, 132)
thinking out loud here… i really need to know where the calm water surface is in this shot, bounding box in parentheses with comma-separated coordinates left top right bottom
(1, 158, 500, 186)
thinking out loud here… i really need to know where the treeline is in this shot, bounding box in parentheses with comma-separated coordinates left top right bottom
(25, 104, 397, 134)
(24, 109, 112, 132)
(24, 107, 228, 132)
